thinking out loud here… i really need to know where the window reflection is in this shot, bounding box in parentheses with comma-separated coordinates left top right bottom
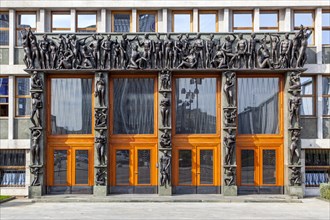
(300, 77, 314, 115)
(233, 12, 253, 32)
(322, 77, 330, 115)
(238, 78, 279, 134)
(241, 150, 254, 184)
(75, 150, 89, 184)
(17, 14, 36, 46)
(0, 13, 9, 45)
(116, 150, 130, 185)
(179, 150, 192, 185)
(138, 13, 156, 32)
(54, 150, 67, 185)
(199, 13, 216, 32)
(263, 150, 276, 184)
(77, 14, 96, 32)
(16, 78, 31, 116)
(173, 13, 191, 32)
(114, 14, 130, 32)
(175, 78, 216, 134)
(52, 13, 71, 32)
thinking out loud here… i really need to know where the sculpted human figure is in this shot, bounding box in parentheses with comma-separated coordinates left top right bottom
(57, 50, 73, 69)
(211, 45, 227, 69)
(290, 129, 301, 164)
(289, 72, 302, 90)
(153, 33, 164, 69)
(205, 34, 216, 68)
(296, 27, 312, 68)
(49, 41, 57, 69)
(235, 33, 248, 68)
(88, 34, 104, 69)
(38, 34, 50, 69)
(177, 48, 197, 69)
(120, 34, 137, 69)
(160, 150, 171, 188)
(224, 167, 235, 186)
(21, 29, 33, 68)
(224, 108, 237, 127)
(127, 44, 146, 69)
(101, 35, 113, 69)
(279, 33, 293, 68)
(160, 70, 171, 90)
(164, 34, 174, 69)
(31, 129, 41, 165)
(76, 45, 94, 69)
(173, 34, 184, 68)
(290, 167, 302, 186)
(95, 129, 106, 165)
(224, 129, 235, 165)
(221, 34, 237, 68)
(31, 71, 43, 90)
(70, 34, 89, 69)
(290, 26, 303, 67)
(257, 43, 274, 69)
(113, 37, 121, 69)
(30, 167, 41, 186)
(95, 73, 106, 107)
(160, 129, 171, 148)
(160, 92, 170, 127)
(269, 34, 280, 64)
(192, 33, 205, 68)
(31, 93, 42, 127)
(223, 71, 236, 106)
(96, 168, 106, 185)
(289, 90, 302, 128)
(95, 109, 107, 127)
(137, 33, 153, 69)
(29, 29, 41, 69)
(248, 33, 261, 69)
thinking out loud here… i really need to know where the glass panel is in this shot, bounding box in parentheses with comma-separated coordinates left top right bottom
(113, 78, 154, 134)
(0, 150, 26, 166)
(175, 78, 216, 134)
(323, 13, 330, 27)
(77, 14, 96, 32)
(294, 12, 314, 27)
(322, 30, 330, 45)
(16, 78, 30, 95)
(323, 97, 330, 115)
(323, 77, 330, 95)
(138, 14, 156, 32)
(263, 150, 276, 184)
(116, 150, 130, 185)
(241, 150, 254, 185)
(51, 78, 92, 135)
(114, 14, 130, 32)
(0, 13, 9, 45)
(0, 105, 8, 116)
(305, 149, 330, 166)
(301, 77, 313, 95)
(199, 14, 216, 32)
(260, 12, 278, 28)
(300, 97, 314, 115)
(0, 170, 25, 186)
(75, 150, 89, 184)
(200, 150, 213, 184)
(138, 150, 151, 184)
(178, 150, 192, 185)
(54, 150, 67, 185)
(238, 78, 279, 134)
(0, 78, 8, 96)
(17, 14, 36, 46)
(52, 14, 71, 31)
(234, 13, 253, 28)
(174, 14, 191, 32)
(16, 98, 31, 116)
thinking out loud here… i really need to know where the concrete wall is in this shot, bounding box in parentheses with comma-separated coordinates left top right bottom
(300, 118, 318, 139)
(14, 119, 31, 139)
(0, 119, 8, 139)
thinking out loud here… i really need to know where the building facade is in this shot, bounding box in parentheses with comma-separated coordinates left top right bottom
(0, 0, 329, 197)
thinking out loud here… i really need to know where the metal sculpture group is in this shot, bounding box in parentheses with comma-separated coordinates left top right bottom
(23, 26, 310, 71)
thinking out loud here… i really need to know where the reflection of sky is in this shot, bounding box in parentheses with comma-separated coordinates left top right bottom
(174, 14, 191, 32)
(238, 78, 279, 114)
(234, 13, 252, 27)
(0, 78, 8, 95)
(294, 13, 313, 27)
(18, 14, 36, 28)
(260, 13, 278, 28)
(52, 14, 71, 28)
(301, 77, 313, 95)
(323, 30, 330, 44)
(323, 13, 330, 27)
(177, 78, 216, 116)
(323, 77, 330, 95)
(199, 14, 216, 32)
(77, 14, 96, 28)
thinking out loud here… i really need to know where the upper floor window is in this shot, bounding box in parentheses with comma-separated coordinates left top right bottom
(0, 12, 9, 45)
(52, 12, 71, 32)
(173, 11, 192, 32)
(16, 77, 31, 117)
(0, 77, 9, 117)
(260, 11, 278, 32)
(77, 12, 97, 32)
(300, 76, 315, 116)
(138, 11, 157, 32)
(322, 11, 330, 45)
(294, 11, 314, 45)
(199, 11, 217, 32)
(16, 12, 36, 46)
(233, 11, 253, 32)
(323, 76, 330, 116)
(113, 12, 131, 32)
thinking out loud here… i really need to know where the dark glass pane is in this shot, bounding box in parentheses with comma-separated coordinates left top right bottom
(200, 150, 213, 184)
(174, 14, 191, 32)
(0, 13, 9, 28)
(139, 14, 156, 32)
(263, 150, 276, 184)
(138, 150, 151, 184)
(114, 14, 130, 32)
(241, 150, 254, 185)
(179, 150, 192, 185)
(199, 14, 216, 32)
(0, 78, 8, 96)
(0, 105, 8, 116)
(51, 78, 92, 135)
(238, 78, 279, 134)
(323, 77, 330, 95)
(113, 78, 154, 134)
(16, 78, 30, 95)
(0, 150, 26, 166)
(116, 150, 130, 185)
(75, 150, 89, 184)
(54, 150, 67, 185)
(323, 97, 330, 115)
(0, 13, 9, 45)
(16, 98, 31, 116)
(0, 98, 8, 103)
(175, 78, 216, 134)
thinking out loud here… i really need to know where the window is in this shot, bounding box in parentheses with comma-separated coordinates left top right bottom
(294, 11, 314, 45)
(0, 77, 8, 117)
(237, 77, 280, 134)
(260, 11, 278, 32)
(0, 12, 9, 45)
(172, 11, 192, 32)
(16, 13, 36, 46)
(112, 12, 131, 32)
(322, 11, 330, 45)
(52, 12, 71, 32)
(137, 11, 157, 32)
(0, 150, 26, 187)
(323, 76, 330, 116)
(233, 11, 253, 32)
(199, 11, 217, 32)
(77, 12, 96, 32)
(16, 77, 31, 117)
(300, 77, 315, 116)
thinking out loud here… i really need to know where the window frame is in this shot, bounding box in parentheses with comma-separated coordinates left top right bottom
(0, 76, 9, 118)
(0, 149, 26, 187)
(300, 75, 316, 117)
(51, 11, 71, 32)
(172, 10, 193, 32)
(16, 12, 37, 46)
(15, 76, 31, 118)
(259, 10, 279, 31)
(198, 10, 218, 32)
(322, 76, 330, 116)
(76, 11, 97, 32)
(0, 11, 10, 46)
(293, 10, 315, 45)
(322, 10, 330, 45)
(112, 11, 132, 32)
(137, 10, 158, 32)
(232, 10, 254, 32)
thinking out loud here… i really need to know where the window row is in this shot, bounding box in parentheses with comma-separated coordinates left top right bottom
(1, 10, 329, 46)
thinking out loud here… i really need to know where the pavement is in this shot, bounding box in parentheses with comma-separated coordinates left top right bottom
(0, 196, 329, 220)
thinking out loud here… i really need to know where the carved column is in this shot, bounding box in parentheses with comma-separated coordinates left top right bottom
(28, 71, 46, 198)
(222, 71, 238, 196)
(286, 71, 304, 198)
(158, 69, 172, 195)
(93, 71, 109, 196)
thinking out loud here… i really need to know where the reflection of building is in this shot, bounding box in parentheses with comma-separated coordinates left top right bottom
(0, 0, 329, 198)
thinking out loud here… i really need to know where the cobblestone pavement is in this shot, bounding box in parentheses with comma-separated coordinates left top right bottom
(0, 197, 329, 220)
